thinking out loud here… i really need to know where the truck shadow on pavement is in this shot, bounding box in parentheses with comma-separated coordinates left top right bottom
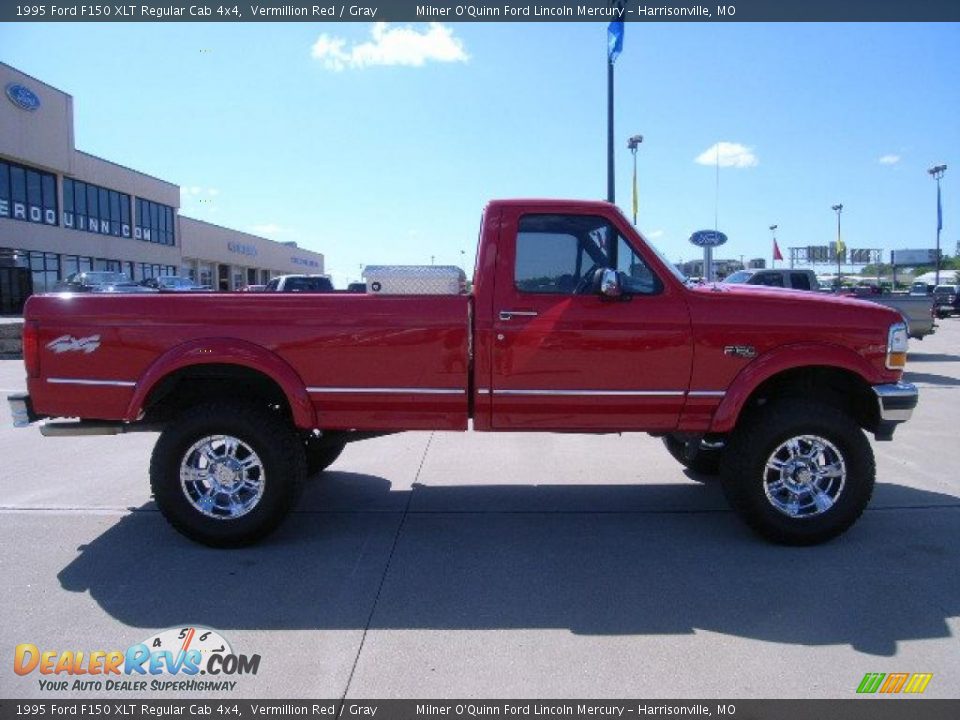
(906, 352, 960, 363)
(902, 370, 960, 386)
(57, 472, 959, 657)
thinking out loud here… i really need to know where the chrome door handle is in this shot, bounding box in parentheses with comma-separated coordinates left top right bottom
(499, 310, 539, 321)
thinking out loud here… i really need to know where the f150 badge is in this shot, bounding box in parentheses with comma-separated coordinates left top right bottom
(47, 334, 101, 355)
(724, 344, 757, 358)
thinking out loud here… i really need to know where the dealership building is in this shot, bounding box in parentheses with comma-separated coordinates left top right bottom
(0, 62, 325, 313)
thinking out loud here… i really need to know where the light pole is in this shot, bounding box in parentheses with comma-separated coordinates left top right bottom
(928, 164, 947, 285)
(627, 134, 643, 225)
(831, 204, 843, 290)
(769, 224, 778, 268)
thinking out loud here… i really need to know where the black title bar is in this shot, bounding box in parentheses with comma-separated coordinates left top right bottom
(3, 0, 960, 22)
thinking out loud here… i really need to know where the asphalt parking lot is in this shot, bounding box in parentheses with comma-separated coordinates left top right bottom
(1, 319, 958, 700)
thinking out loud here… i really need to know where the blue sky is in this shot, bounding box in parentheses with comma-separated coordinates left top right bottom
(2, 21, 958, 286)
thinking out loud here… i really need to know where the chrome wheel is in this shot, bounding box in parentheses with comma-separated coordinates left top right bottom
(179, 435, 265, 520)
(763, 435, 846, 518)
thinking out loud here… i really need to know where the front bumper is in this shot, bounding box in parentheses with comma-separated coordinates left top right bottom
(873, 382, 919, 422)
(7, 393, 39, 428)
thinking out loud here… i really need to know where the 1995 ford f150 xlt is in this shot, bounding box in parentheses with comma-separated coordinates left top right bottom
(9, 200, 919, 547)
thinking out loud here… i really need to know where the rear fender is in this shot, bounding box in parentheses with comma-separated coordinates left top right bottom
(709, 342, 881, 434)
(124, 338, 315, 428)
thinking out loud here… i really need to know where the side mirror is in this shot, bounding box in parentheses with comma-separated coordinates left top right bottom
(594, 267, 623, 298)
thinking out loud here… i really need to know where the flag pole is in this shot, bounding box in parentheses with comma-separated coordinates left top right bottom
(606, 11, 624, 204)
(770, 224, 779, 268)
(607, 57, 615, 203)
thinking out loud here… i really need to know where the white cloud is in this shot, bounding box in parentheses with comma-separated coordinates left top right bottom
(647, 230, 664, 239)
(878, 154, 901, 165)
(694, 142, 758, 168)
(311, 23, 468, 71)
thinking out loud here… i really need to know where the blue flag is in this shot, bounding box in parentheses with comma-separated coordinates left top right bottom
(608, 21, 624, 63)
(937, 182, 943, 232)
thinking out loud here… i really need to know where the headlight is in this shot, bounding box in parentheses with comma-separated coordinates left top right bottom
(886, 322, 909, 370)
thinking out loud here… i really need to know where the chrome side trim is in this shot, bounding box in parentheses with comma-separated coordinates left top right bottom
(873, 382, 919, 423)
(492, 389, 685, 397)
(687, 391, 726, 397)
(47, 378, 136, 387)
(306, 387, 464, 395)
(476, 388, 491, 395)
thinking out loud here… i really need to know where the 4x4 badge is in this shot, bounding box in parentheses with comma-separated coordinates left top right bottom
(46, 334, 101, 355)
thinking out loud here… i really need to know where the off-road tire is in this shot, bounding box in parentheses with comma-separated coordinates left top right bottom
(720, 399, 875, 545)
(662, 434, 722, 477)
(150, 400, 306, 547)
(304, 436, 346, 476)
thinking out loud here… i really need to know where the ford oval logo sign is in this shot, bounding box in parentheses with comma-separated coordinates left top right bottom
(5, 83, 41, 112)
(689, 230, 728, 248)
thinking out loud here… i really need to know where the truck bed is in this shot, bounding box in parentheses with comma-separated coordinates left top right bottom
(856, 294, 935, 339)
(25, 293, 471, 431)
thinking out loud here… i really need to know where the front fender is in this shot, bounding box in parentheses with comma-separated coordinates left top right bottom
(709, 342, 883, 434)
(124, 338, 316, 429)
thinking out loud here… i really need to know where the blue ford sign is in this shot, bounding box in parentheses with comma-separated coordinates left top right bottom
(689, 230, 728, 248)
(5, 83, 41, 112)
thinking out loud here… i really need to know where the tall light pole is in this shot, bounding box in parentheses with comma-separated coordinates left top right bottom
(928, 164, 947, 285)
(831, 204, 843, 290)
(627, 134, 643, 224)
(606, 10, 624, 203)
(769, 224, 778, 268)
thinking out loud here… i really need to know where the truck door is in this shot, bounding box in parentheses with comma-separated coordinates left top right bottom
(489, 209, 693, 431)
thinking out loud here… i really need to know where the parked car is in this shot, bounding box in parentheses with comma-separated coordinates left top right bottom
(12, 198, 918, 548)
(53, 271, 158, 294)
(723, 268, 820, 291)
(140, 275, 212, 292)
(933, 284, 960, 317)
(347, 282, 367, 293)
(723, 268, 935, 340)
(238, 284, 266, 293)
(263, 275, 334, 292)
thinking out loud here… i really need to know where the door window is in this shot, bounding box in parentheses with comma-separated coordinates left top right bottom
(754, 273, 784, 287)
(790, 272, 812, 290)
(514, 214, 660, 295)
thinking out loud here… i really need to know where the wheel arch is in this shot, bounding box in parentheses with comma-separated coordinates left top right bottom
(710, 344, 882, 435)
(125, 338, 315, 429)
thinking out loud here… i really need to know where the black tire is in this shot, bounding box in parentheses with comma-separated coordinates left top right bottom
(304, 435, 346, 477)
(150, 400, 306, 547)
(662, 434, 722, 476)
(720, 399, 875, 546)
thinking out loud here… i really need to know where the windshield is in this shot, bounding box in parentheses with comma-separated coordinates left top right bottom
(641, 234, 687, 283)
(723, 270, 754, 284)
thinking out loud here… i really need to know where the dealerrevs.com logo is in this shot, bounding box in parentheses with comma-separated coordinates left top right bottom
(14, 626, 260, 693)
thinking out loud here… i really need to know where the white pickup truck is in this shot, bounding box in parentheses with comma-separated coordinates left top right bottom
(722, 269, 935, 340)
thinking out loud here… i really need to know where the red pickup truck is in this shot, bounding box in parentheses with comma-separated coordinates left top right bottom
(10, 200, 918, 547)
